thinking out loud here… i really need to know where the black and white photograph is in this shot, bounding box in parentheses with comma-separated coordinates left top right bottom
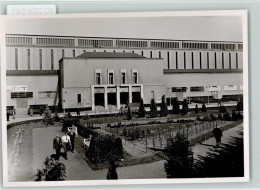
(1, 10, 249, 187)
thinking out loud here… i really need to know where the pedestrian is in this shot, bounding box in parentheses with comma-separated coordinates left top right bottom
(13, 107, 16, 120)
(68, 131, 76, 152)
(212, 125, 223, 148)
(53, 134, 62, 160)
(77, 108, 80, 117)
(61, 133, 71, 160)
(6, 109, 10, 121)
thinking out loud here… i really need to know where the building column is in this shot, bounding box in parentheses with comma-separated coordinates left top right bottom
(91, 86, 95, 110)
(140, 84, 144, 99)
(129, 85, 132, 104)
(104, 86, 108, 109)
(116, 85, 120, 109)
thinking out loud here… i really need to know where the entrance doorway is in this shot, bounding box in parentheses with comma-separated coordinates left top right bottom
(120, 92, 129, 105)
(132, 92, 141, 103)
(94, 93, 104, 106)
(108, 93, 117, 106)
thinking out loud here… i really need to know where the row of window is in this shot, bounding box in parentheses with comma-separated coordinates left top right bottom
(6, 36, 243, 50)
(116, 40, 148, 48)
(182, 42, 208, 49)
(78, 39, 113, 47)
(6, 37, 33, 45)
(150, 41, 179, 49)
(13, 48, 241, 70)
(11, 92, 33, 98)
(171, 85, 241, 92)
(36, 38, 74, 46)
(95, 70, 138, 85)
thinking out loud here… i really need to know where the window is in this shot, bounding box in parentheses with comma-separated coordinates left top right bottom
(190, 86, 204, 92)
(108, 73, 114, 84)
(15, 48, 18, 70)
(39, 49, 42, 70)
(73, 50, 75, 57)
(222, 53, 224, 68)
(141, 51, 143, 56)
(133, 72, 138, 84)
(199, 52, 202, 69)
(191, 52, 194, 69)
(77, 94, 81, 103)
(51, 49, 54, 70)
(176, 52, 178, 69)
(150, 51, 152, 58)
(214, 52, 217, 69)
(159, 51, 161, 59)
(96, 73, 101, 85)
(236, 53, 238, 68)
(27, 49, 30, 70)
(11, 92, 33, 98)
(229, 53, 231, 69)
(121, 72, 126, 84)
(62, 49, 65, 58)
(171, 87, 187, 92)
(184, 52, 186, 69)
(207, 52, 209, 69)
(167, 51, 170, 69)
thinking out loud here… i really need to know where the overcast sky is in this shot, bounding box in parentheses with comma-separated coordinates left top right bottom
(5, 15, 243, 42)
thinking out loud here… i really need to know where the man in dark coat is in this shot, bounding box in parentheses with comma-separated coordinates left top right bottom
(53, 134, 62, 160)
(68, 131, 76, 152)
(212, 125, 223, 147)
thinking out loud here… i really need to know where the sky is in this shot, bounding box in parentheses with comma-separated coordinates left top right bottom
(4, 14, 243, 42)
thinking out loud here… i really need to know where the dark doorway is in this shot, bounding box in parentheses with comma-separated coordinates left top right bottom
(120, 92, 129, 105)
(95, 93, 104, 106)
(132, 92, 141, 103)
(108, 93, 117, 106)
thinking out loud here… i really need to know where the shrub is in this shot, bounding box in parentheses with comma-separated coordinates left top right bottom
(164, 133, 194, 178)
(237, 112, 243, 120)
(35, 157, 66, 181)
(62, 118, 79, 132)
(219, 106, 227, 113)
(42, 108, 54, 125)
(138, 97, 146, 118)
(123, 128, 127, 137)
(127, 106, 132, 121)
(210, 113, 217, 121)
(160, 95, 168, 117)
(232, 110, 238, 121)
(83, 113, 90, 120)
(196, 116, 201, 121)
(223, 112, 231, 121)
(181, 99, 189, 115)
(218, 113, 223, 120)
(54, 110, 60, 122)
(201, 103, 207, 112)
(203, 115, 211, 122)
(150, 99, 158, 118)
(236, 98, 243, 111)
(194, 104, 199, 114)
(172, 98, 180, 114)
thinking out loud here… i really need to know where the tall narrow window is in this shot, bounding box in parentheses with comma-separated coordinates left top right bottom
(73, 50, 75, 57)
(199, 52, 202, 69)
(62, 49, 65, 58)
(236, 53, 238, 68)
(214, 52, 217, 69)
(207, 52, 209, 69)
(77, 94, 81, 103)
(229, 53, 231, 69)
(15, 48, 18, 70)
(108, 73, 114, 84)
(121, 72, 126, 84)
(39, 49, 42, 70)
(222, 52, 224, 69)
(27, 49, 30, 70)
(184, 52, 186, 69)
(141, 51, 143, 56)
(167, 51, 170, 69)
(51, 49, 54, 70)
(96, 73, 101, 85)
(176, 52, 178, 69)
(159, 51, 161, 58)
(150, 51, 152, 58)
(133, 72, 138, 84)
(191, 52, 194, 69)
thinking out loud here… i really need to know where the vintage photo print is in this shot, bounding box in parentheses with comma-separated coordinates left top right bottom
(0, 10, 248, 187)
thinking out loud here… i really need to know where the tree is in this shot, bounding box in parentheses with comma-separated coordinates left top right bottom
(219, 105, 227, 113)
(107, 160, 118, 180)
(194, 104, 199, 114)
(150, 98, 158, 118)
(164, 133, 194, 178)
(236, 98, 243, 111)
(35, 156, 66, 181)
(172, 98, 180, 114)
(138, 97, 146, 118)
(160, 95, 169, 117)
(181, 99, 189, 115)
(201, 103, 207, 112)
(127, 105, 132, 121)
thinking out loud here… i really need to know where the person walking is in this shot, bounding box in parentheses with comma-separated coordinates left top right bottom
(53, 134, 62, 160)
(68, 131, 76, 152)
(212, 125, 223, 148)
(61, 133, 71, 160)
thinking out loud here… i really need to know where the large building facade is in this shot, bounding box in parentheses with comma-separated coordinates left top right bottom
(5, 34, 243, 111)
